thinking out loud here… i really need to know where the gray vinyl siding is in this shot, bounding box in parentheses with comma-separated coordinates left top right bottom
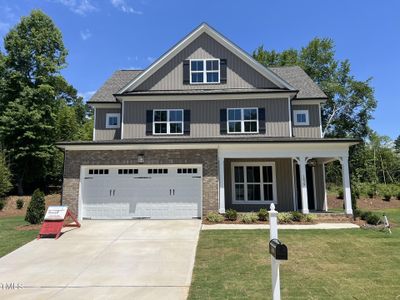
(136, 33, 278, 91)
(224, 158, 294, 212)
(95, 108, 121, 140)
(292, 104, 321, 138)
(123, 98, 290, 138)
(314, 164, 326, 210)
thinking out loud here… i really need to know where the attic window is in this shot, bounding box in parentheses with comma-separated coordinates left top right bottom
(190, 59, 220, 84)
(106, 113, 120, 129)
(293, 110, 309, 126)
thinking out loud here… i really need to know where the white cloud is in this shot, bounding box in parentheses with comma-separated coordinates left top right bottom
(52, 0, 97, 15)
(78, 90, 96, 102)
(80, 29, 92, 41)
(110, 0, 143, 14)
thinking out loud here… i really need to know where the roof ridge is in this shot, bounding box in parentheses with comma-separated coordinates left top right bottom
(118, 69, 144, 72)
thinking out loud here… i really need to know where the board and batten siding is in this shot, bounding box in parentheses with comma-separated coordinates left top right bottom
(224, 158, 295, 212)
(314, 163, 326, 210)
(136, 33, 277, 91)
(123, 98, 290, 138)
(95, 108, 121, 140)
(292, 104, 321, 138)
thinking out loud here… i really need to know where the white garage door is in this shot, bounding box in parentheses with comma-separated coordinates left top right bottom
(81, 165, 202, 219)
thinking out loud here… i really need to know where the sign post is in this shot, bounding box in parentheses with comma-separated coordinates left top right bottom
(38, 206, 80, 239)
(269, 204, 281, 300)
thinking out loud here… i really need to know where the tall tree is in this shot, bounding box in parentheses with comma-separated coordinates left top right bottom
(253, 38, 377, 139)
(0, 10, 83, 194)
(395, 135, 400, 154)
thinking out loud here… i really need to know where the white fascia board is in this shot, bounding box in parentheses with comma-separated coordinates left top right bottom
(292, 99, 327, 105)
(118, 92, 297, 102)
(59, 141, 356, 156)
(89, 103, 121, 109)
(118, 23, 295, 93)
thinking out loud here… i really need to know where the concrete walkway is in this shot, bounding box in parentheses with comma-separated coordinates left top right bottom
(202, 222, 360, 230)
(0, 220, 201, 300)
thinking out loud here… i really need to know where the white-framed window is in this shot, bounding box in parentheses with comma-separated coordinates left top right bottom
(190, 59, 220, 84)
(153, 109, 184, 135)
(227, 108, 258, 134)
(293, 110, 309, 126)
(231, 162, 277, 204)
(106, 113, 120, 129)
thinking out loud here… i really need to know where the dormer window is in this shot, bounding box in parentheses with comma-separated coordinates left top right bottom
(190, 59, 220, 84)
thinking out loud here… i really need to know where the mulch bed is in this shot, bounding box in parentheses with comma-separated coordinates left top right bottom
(0, 194, 61, 218)
(328, 195, 400, 210)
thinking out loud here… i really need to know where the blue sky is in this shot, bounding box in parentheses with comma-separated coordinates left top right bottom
(0, 0, 399, 139)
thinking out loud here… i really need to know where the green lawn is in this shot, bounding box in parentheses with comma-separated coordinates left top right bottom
(0, 216, 39, 257)
(189, 209, 400, 300)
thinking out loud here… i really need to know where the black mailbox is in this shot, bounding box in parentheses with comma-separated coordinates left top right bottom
(269, 239, 288, 260)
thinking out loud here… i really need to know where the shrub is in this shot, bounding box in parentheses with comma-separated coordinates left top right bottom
(291, 211, 304, 222)
(25, 189, 46, 224)
(0, 153, 12, 199)
(367, 187, 375, 198)
(241, 212, 259, 224)
(337, 188, 344, 199)
(366, 213, 381, 225)
(0, 199, 5, 211)
(397, 191, 400, 200)
(304, 214, 317, 222)
(206, 211, 224, 223)
(383, 193, 391, 201)
(277, 212, 292, 223)
(16, 198, 24, 209)
(257, 208, 268, 221)
(360, 211, 372, 221)
(225, 209, 238, 221)
(353, 209, 362, 219)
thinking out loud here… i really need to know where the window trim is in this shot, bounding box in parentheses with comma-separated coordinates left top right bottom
(231, 162, 277, 204)
(152, 109, 184, 135)
(227, 107, 259, 134)
(106, 113, 121, 129)
(293, 110, 310, 126)
(189, 58, 220, 84)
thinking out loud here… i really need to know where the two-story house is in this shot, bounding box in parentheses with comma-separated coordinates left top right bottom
(58, 23, 358, 220)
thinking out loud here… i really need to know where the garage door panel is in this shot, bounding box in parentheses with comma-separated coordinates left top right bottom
(82, 166, 202, 219)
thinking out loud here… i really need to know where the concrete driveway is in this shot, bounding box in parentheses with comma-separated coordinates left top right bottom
(0, 220, 201, 300)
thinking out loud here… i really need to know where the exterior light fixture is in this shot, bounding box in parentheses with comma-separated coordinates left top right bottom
(137, 154, 144, 164)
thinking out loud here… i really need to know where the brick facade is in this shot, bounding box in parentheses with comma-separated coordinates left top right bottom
(62, 149, 218, 217)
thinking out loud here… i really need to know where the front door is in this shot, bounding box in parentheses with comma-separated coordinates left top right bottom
(295, 164, 315, 211)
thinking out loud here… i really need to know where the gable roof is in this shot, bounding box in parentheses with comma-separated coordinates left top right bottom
(88, 70, 142, 103)
(269, 66, 327, 99)
(118, 23, 296, 94)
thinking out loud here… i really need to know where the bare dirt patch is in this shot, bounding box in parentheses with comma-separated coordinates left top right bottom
(0, 194, 61, 218)
(328, 194, 400, 210)
(15, 224, 42, 231)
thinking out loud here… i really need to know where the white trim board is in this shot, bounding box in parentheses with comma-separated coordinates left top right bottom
(118, 23, 295, 93)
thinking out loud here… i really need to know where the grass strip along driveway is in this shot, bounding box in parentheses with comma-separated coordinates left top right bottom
(189, 209, 400, 300)
(0, 216, 38, 257)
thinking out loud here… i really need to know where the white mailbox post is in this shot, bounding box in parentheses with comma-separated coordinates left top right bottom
(268, 203, 288, 300)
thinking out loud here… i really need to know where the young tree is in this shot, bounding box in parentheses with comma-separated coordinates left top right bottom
(253, 38, 377, 139)
(25, 188, 45, 224)
(0, 10, 85, 193)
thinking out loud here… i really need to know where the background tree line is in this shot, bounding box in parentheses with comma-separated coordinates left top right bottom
(0, 10, 398, 200)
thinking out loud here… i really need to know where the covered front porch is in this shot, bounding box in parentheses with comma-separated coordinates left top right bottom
(217, 140, 358, 215)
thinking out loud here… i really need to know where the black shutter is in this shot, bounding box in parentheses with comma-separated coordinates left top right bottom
(146, 110, 153, 135)
(183, 110, 191, 135)
(220, 109, 227, 134)
(220, 59, 227, 84)
(258, 108, 266, 134)
(183, 60, 190, 85)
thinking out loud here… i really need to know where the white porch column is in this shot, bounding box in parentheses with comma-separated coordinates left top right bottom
(218, 157, 225, 213)
(297, 157, 309, 214)
(322, 163, 328, 212)
(340, 155, 353, 215)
